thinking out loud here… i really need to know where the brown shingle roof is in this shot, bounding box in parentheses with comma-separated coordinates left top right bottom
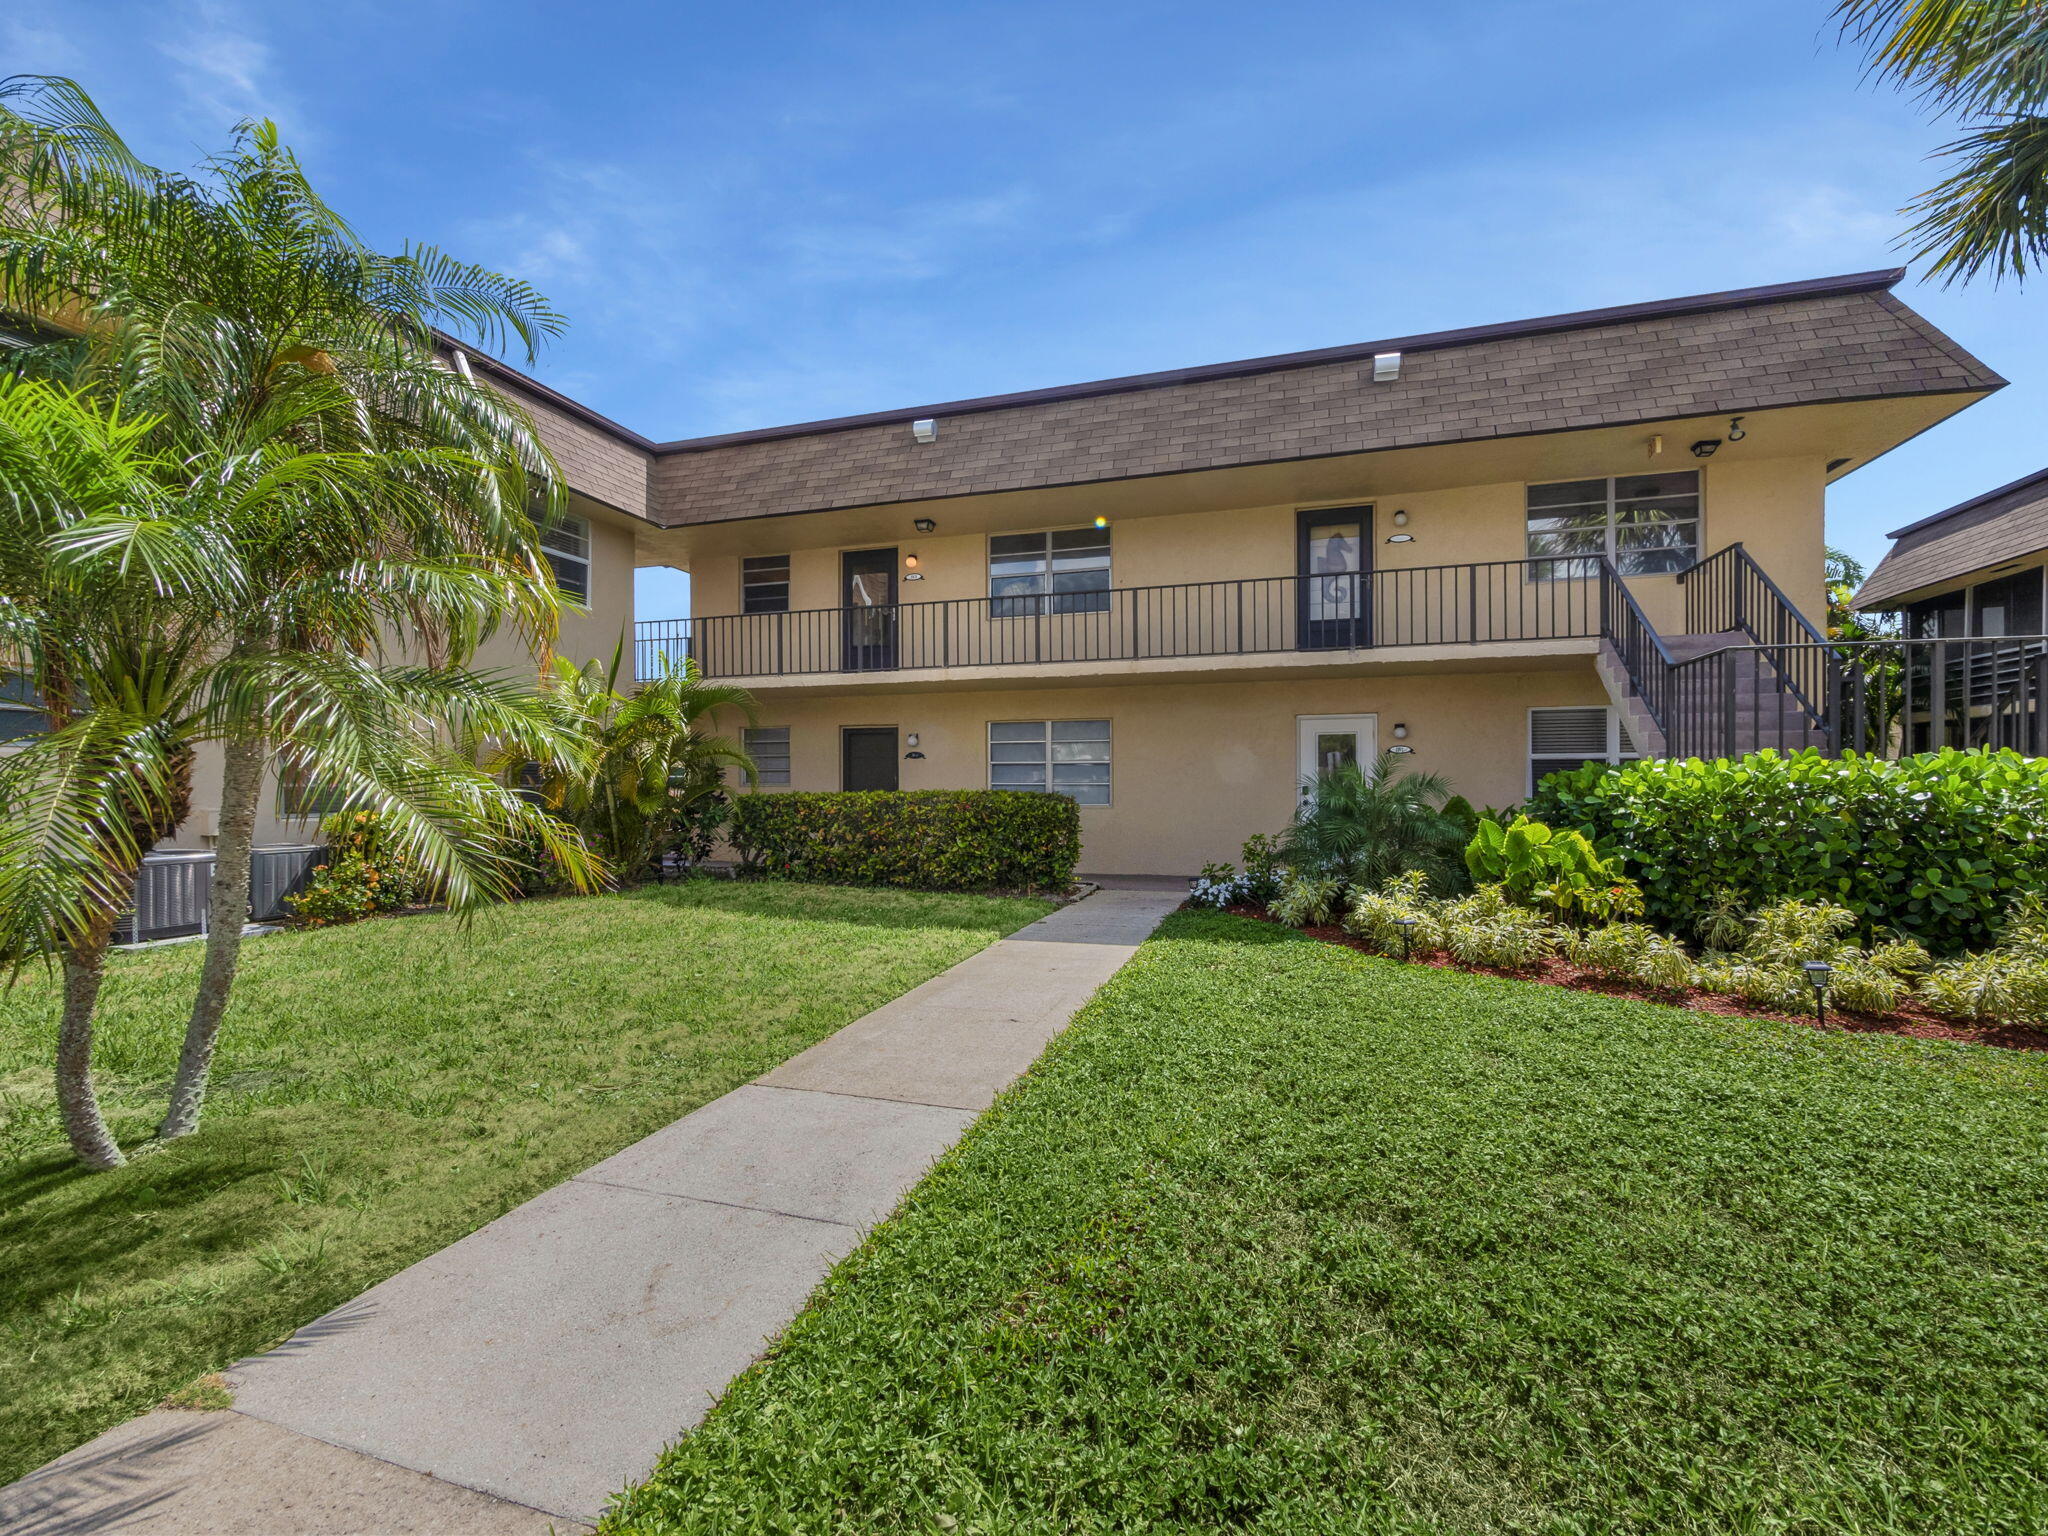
(453, 269, 2003, 529)
(647, 274, 2002, 527)
(1854, 467, 2048, 609)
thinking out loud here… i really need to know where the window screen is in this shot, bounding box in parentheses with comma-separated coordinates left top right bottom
(989, 719, 1111, 804)
(742, 556, 790, 615)
(744, 726, 791, 785)
(538, 512, 591, 604)
(1527, 472, 1700, 579)
(1530, 706, 1639, 792)
(989, 528, 1111, 616)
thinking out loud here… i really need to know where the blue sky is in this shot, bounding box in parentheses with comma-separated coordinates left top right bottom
(14, 0, 2044, 623)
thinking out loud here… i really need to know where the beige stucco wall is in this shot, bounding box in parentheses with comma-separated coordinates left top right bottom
(687, 456, 1829, 639)
(162, 500, 638, 853)
(726, 664, 1616, 875)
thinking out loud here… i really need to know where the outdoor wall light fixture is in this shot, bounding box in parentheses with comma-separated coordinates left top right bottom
(1392, 510, 1409, 527)
(1727, 416, 1746, 441)
(1392, 723, 1408, 739)
(1802, 960, 1833, 1028)
(1093, 515, 1109, 529)
(911, 418, 937, 444)
(1690, 439, 1721, 459)
(1394, 916, 1417, 963)
(906, 733, 920, 747)
(905, 733, 924, 760)
(903, 554, 919, 568)
(913, 518, 936, 533)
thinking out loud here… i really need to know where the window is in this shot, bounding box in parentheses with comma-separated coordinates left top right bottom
(1526, 472, 1699, 579)
(1529, 707, 1639, 794)
(277, 764, 349, 820)
(989, 527, 1110, 616)
(0, 675, 47, 743)
(989, 719, 1110, 805)
(742, 555, 791, 614)
(745, 726, 791, 785)
(538, 512, 590, 604)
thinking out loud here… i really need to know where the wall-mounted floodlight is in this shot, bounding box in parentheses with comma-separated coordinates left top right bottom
(1372, 352, 1401, 382)
(911, 419, 937, 444)
(914, 517, 936, 533)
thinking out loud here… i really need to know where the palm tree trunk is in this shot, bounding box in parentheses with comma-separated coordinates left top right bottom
(156, 736, 265, 1142)
(57, 909, 126, 1170)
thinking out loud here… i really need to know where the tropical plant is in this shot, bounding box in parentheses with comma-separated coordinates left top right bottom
(1280, 752, 1468, 892)
(0, 379, 593, 1168)
(1237, 832, 1286, 905)
(1341, 870, 1443, 955)
(1464, 815, 1643, 926)
(0, 76, 593, 1151)
(518, 649, 758, 882)
(1919, 893, 2048, 1023)
(1835, 0, 2048, 284)
(1269, 872, 1348, 928)
(285, 809, 429, 926)
(1435, 885, 1556, 971)
(1562, 922, 1696, 992)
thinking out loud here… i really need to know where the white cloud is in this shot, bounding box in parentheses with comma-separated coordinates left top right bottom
(156, 0, 298, 134)
(5, 20, 86, 73)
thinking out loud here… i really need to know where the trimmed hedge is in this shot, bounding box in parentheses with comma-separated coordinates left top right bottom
(727, 790, 1081, 892)
(1528, 747, 2048, 954)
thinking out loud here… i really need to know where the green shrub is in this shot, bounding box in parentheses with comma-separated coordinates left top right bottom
(1465, 816, 1643, 925)
(287, 810, 427, 927)
(1341, 870, 1442, 955)
(1436, 885, 1556, 970)
(1920, 895, 2048, 1025)
(1238, 832, 1285, 905)
(1563, 922, 1693, 991)
(1269, 872, 1347, 928)
(1530, 748, 2048, 953)
(726, 790, 1080, 892)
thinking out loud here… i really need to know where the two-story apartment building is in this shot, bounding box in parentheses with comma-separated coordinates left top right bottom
(155, 268, 2005, 876)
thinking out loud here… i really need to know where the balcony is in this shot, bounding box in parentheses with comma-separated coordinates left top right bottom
(634, 559, 1616, 683)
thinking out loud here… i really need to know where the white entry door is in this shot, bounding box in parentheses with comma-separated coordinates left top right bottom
(1296, 714, 1377, 804)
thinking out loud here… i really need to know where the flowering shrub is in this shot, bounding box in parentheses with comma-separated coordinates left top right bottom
(1186, 863, 1251, 910)
(286, 809, 427, 927)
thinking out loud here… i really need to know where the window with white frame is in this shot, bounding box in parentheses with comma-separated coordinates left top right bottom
(0, 675, 47, 743)
(1529, 706, 1640, 793)
(989, 527, 1111, 616)
(988, 720, 1110, 804)
(538, 512, 591, 604)
(1526, 471, 1699, 579)
(744, 726, 791, 785)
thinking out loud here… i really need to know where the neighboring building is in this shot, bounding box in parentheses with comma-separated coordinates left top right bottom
(34, 267, 2013, 876)
(1852, 466, 2048, 637)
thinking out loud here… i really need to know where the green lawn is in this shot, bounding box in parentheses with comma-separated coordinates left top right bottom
(608, 910, 2048, 1536)
(0, 881, 1049, 1484)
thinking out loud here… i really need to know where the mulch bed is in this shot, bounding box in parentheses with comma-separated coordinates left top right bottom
(1217, 905, 2048, 1055)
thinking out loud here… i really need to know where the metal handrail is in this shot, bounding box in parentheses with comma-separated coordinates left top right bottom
(660, 558, 1615, 680)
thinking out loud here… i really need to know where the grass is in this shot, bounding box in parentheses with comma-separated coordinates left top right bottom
(607, 909, 2048, 1535)
(0, 881, 1049, 1484)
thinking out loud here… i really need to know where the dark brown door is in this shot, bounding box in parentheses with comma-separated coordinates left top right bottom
(841, 548, 897, 671)
(842, 727, 899, 791)
(1296, 507, 1371, 650)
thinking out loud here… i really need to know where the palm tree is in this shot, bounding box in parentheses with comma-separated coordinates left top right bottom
(519, 647, 759, 882)
(1280, 751, 1468, 893)
(1836, 0, 2048, 284)
(0, 77, 587, 1150)
(0, 378, 597, 1167)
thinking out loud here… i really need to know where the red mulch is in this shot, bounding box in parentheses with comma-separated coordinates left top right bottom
(1215, 904, 2048, 1054)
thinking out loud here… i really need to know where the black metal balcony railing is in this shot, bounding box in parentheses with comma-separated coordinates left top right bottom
(635, 559, 1617, 682)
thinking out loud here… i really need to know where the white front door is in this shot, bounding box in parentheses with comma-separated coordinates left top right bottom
(1296, 714, 1377, 804)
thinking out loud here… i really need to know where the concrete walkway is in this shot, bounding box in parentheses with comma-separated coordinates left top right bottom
(1, 888, 1182, 1536)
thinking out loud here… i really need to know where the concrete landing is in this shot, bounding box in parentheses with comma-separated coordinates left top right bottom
(0, 886, 1182, 1533)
